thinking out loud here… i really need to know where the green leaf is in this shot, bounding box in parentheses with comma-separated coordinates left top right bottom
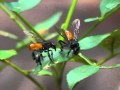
(4, 0, 41, 12)
(33, 67, 53, 76)
(84, 17, 99, 23)
(0, 50, 17, 60)
(33, 48, 74, 72)
(79, 33, 110, 50)
(34, 12, 62, 31)
(100, 0, 120, 16)
(0, 30, 18, 40)
(67, 65, 100, 90)
(100, 29, 120, 52)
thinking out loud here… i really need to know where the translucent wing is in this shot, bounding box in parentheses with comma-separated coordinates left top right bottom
(72, 19, 80, 41)
(23, 31, 34, 38)
(72, 19, 80, 30)
(23, 30, 39, 43)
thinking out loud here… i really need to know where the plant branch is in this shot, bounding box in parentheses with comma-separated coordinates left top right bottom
(78, 53, 94, 65)
(54, 0, 78, 89)
(97, 51, 120, 65)
(0, 63, 7, 71)
(58, 0, 78, 41)
(51, 65, 62, 90)
(1, 60, 47, 90)
(100, 64, 120, 69)
(13, 12, 44, 40)
(0, 3, 27, 31)
(61, 0, 78, 30)
(79, 4, 120, 40)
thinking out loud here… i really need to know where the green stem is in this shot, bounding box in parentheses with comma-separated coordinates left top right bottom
(100, 64, 120, 69)
(61, 0, 78, 30)
(0, 63, 7, 71)
(79, 4, 120, 40)
(97, 51, 120, 65)
(2, 60, 46, 90)
(58, 0, 78, 41)
(56, 1, 78, 89)
(51, 66, 62, 90)
(56, 63, 65, 90)
(0, 3, 27, 31)
(13, 12, 44, 40)
(78, 53, 94, 65)
(55, 1, 78, 89)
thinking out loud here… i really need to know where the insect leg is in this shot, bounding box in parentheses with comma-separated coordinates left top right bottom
(32, 51, 36, 60)
(32, 51, 40, 64)
(67, 48, 72, 56)
(59, 40, 67, 52)
(47, 50, 54, 63)
(73, 46, 80, 55)
(34, 52, 42, 69)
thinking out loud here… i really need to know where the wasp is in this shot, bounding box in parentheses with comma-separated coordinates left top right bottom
(24, 31, 56, 66)
(56, 19, 80, 55)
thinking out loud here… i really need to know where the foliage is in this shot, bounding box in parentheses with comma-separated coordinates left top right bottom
(84, 0, 120, 22)
(67, 65, 99, 90)
(0, 50, 17, 60)
(0, 0, 120, 90)
(4, 0, 41, 12)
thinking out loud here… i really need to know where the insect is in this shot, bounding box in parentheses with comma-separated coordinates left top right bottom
(56, 19, 80, 55)
(24, 31, 56, 66)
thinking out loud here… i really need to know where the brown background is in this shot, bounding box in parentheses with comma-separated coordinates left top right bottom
(0, 0, 120, 90)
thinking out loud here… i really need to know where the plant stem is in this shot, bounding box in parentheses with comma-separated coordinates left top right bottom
(55, 1, 78, 89)
(0, 3, 43, 40)
(56, 63, 66, 90)
(62, 0, 78, 30)
(100, 64, 120, 69)
(79, 4, 120, 40)
(97, 51, 120, 65)
(78, 53, 94, 65)
(0, 63, 7, 71)
(58, 0, 78, 41)
(51, 63, 66, 90)
(0, 3, 27, 31)
(2, 60, 47, 90)
(13, 12, 44, 40)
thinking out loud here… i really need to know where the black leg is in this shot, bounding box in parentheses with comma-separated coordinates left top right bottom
(47, 50, 54, 63)
(50, 50, 53, 60)
(73, 47, 80, 55)
(40, 52, 43, 61)
(67, 48, 72, 56)
(32, 51, 36, 60)
(36, 53, 43, 68)
(59, 40, 67, 52)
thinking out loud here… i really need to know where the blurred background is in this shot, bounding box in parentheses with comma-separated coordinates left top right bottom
(0, 0, 120, 90)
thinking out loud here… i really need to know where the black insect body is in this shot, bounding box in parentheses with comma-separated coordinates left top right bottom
(59, 31, 80, 56)
(24, 31, 56, 66)
(30, 41, 56, 66)
(42, 41, 56, 62)
(56, 19, 80, 56)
